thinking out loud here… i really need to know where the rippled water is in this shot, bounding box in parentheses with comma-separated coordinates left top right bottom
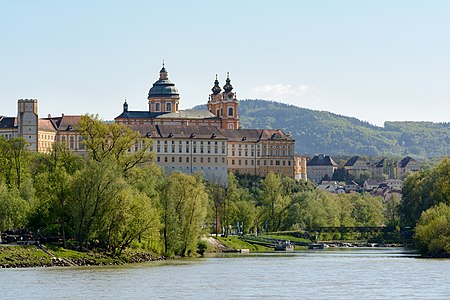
(2, 248, 450, 299)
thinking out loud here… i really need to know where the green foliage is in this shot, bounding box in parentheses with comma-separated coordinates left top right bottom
(77, 114, 153, 173)
(259, 173, 290, 232)
(0, 137, 30, 190)
(196, 100, 450, 158)
(384, 193, 401, 226)
(197, 240, 207, 255)
(415, 203, 450, 257)
(158, 172, 208, 257)
(400, 158, 450, 226)
(217, 236, 271, 252)
(0, 182, 29, 231)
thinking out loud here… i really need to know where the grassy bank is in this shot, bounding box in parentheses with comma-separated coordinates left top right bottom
(216, 236, 272, 252)
(0, 245, 53, 268)
(0, 244, 164, 268)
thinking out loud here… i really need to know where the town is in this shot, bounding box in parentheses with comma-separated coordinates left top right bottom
(0, 64, 420, 192)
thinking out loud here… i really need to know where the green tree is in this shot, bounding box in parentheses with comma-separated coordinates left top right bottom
(68, 159, 126, 248)
(77, 115, 153, 173)
(206, 181, 225, 237)
(259, 173, 290, 232)
(350, 193, 384, 226)
(0, 182, 29, 233)
(0, 137, 30, 190)
(400, 158, 450, 226)
(31, 143, 81, 246)
(415, 203, 450, 257)
(384, 193, 401, 226)
(159, 172, 208, 257)
(96, 187, 160, 254)
(224, 172, 241, 235)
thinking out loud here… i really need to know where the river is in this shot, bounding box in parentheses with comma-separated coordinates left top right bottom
(1, 248, 450, 299)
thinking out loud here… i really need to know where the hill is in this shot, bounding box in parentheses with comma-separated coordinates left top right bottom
(193, 100, 449, 158)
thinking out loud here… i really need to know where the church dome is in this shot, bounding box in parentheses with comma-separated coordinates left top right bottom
(148, 65, 179, 98)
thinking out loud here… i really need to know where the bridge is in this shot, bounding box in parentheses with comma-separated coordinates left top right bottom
(303, 226, 395, 234)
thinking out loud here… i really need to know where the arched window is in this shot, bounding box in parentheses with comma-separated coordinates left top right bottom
(228, 107, 233, 116)
(228, 124, 234, 129)
(166, 102, 172, 112)
(155, 103, 160, 111)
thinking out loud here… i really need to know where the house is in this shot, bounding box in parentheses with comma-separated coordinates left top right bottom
(0, 99, 85, 155)
(306, 154, 338, 184)
(344, 156, 370, 178)
(398, 156, 420, 179)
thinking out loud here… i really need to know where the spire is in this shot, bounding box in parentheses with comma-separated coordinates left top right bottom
(211, 74, 222, 95)
(123, 98, 128, 112)
(223, 72, 233, 93)
(159, 61, 168, 80)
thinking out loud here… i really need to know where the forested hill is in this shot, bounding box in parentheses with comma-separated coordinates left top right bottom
(193, 99, 449, 158)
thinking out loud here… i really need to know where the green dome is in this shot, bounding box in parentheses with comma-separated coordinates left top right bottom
(148, 66, 179, 98)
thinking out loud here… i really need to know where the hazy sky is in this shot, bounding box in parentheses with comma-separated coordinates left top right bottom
(1, 0, 449, 126)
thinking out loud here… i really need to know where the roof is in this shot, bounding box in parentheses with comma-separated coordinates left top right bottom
(0, 117, 16, 129)
(376, 158, 390, 167)
(115, 111, 166, 119)
(115, 109, 218, 120)
(148, 67, 179, 98)
(127, 124, 227, 140)
(148, 79, 179, 97)
(345, 155, 361, 167)
(38, 119, 56, 131)
(218, 129, 263, 142)
(399, 156, 416, 168)
(260, 129, 294, 141)
(162, 110, 218, 119)
(307, 154, 338, 167)
(42, 115, 82, 132)
(218, 128, 293, 142)
(0, 115, 82, 132)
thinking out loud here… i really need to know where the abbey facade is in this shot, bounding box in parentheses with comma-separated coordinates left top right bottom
(1, 65, 302, 185)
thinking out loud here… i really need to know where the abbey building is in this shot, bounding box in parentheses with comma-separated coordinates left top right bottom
(115, 65, 239, 130)
(1, 64, 300, 184)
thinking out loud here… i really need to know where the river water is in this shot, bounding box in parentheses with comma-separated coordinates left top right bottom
(1, 248, 450, 299)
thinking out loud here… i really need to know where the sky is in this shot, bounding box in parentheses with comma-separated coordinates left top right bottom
(1, 0, 449, 126)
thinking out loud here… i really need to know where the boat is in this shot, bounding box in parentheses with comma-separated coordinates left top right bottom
(274, 240, 294, 251)
(307, 243, 325, 250)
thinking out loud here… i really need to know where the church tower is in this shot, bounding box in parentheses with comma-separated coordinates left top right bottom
(147, 63, 180, 113)
(207, 73, 239, 129)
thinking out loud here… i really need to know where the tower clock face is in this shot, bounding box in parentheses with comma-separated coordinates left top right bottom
(228, 93, 233, 99)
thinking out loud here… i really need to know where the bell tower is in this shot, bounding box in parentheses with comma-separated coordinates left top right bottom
(207, 73, 239, 129)
(147, 63, 180, 114)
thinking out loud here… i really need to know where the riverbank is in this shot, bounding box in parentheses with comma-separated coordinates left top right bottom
(0, 244, 164, 268)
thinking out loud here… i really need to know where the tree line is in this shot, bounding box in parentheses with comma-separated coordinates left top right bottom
(399, 158, 450, 257)
(0, 115, 207, 257)
(232, 99, 450, 158)
(207, 172, 392, 240)
(2, 114, 447, 256)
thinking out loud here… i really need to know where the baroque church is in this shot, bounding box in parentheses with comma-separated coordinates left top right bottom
(115, 64, 239, 130)
(1, 64, 303, 186)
